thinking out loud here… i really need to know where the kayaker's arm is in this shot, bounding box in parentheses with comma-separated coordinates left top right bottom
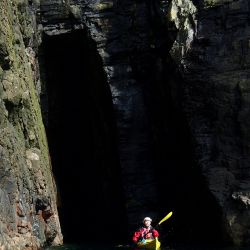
(132, 229, 142, 242)
(152, 228, 159, 238)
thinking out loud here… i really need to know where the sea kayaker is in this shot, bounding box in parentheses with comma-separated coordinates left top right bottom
(132, 217, 159, 243)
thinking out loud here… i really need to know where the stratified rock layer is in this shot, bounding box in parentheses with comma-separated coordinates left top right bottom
(40, 0, 163, 226)
(0, 0, 62, 249)
(38, 0, 250, 245)
(1, 0, 250, 248)
(168, 0, 250, 246)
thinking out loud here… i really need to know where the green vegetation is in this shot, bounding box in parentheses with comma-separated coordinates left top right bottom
(94, 2, 113, 11)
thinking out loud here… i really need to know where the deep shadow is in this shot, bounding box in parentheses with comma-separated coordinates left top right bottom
(131, 51, 227, 246)
(148, 64, 227, 246)
(128, 1, 230, 246)
(133, 51, 229, 246)
(39, 30, 127, 244)
(37, 0, 232, 247)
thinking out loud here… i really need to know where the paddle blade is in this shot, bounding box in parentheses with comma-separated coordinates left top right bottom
(158, 211, 173, 225)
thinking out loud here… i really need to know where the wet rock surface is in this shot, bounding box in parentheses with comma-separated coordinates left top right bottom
(0, 0, 62, 249)
(1, 0, 250, 248)
(168, 0, 250, 246)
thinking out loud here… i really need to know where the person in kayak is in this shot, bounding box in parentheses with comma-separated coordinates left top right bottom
(132, 217, 159, 243)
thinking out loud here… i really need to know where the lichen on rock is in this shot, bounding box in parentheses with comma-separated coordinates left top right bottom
(0, 0, 62, 248)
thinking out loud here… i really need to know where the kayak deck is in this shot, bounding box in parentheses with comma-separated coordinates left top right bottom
(136, 238, 161, 250)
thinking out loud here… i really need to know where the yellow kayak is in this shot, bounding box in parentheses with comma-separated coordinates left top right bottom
(136, 237, 161, 250)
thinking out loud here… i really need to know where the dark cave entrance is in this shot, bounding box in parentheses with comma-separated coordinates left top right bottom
(141, 57, 229, 246)
(127, 2, 230, 244)
(136, 55, 229, 246)
(39, 30, 127, 244)
(37, 22, 229, 247)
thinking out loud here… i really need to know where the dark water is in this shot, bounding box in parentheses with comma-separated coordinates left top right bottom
(45, 244, 249, 250)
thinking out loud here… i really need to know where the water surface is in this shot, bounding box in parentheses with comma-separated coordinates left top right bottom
(45, 244, 249, 250)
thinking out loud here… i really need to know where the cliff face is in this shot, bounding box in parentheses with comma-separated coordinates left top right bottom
(39, 0, 163, 230)
(168, 0, 250, 246)
(1, 0, 250, 248)
(38, 0, 250, 246)
(0, 0, 62, 249)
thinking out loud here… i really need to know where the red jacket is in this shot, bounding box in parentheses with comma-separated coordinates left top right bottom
(132, 226, 159, 242)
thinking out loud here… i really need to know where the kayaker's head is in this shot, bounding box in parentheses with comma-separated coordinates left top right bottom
(143, 217, 152, 227)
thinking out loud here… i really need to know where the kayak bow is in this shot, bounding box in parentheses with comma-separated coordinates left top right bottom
(136, 237, 161, 250)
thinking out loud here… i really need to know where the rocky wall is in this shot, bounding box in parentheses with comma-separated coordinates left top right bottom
(0, 0, 62, 249)
(1, 0, 250, 247)
(38, 0, 250, 245)
(168, 0, 250, 245)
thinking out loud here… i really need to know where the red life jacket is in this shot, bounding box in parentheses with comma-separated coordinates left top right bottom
(132, 226, 159, 242)
(140, 227, 154, 239)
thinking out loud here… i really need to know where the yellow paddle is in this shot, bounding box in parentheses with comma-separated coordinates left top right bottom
(157, 211, 173, 225)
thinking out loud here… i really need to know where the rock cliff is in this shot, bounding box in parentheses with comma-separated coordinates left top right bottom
(0, 0, 62, 249)
(168, 0, 250, 245)
(0, 0, 250, 248)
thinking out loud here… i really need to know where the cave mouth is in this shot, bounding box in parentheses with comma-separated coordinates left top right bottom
(39, 29, 127, 244)
(129, 38, 229, 244)
(144, 59, 230, 246)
